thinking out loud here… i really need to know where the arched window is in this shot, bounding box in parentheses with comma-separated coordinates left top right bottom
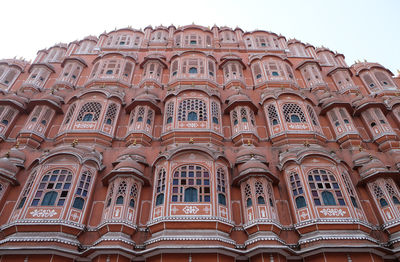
(106, 182, 114, 208)
(155, 168, 166, 206)
(188, 111, 198, 121)
(72, 171, 92, 210)
(211, 101, 220, 125)
(240, 107, 248, 122)
(115, 181, 127, 205)
(165, 102, 174, 124)
(42, 191, 58, 206)
(307, 105, 319, 126)
(129, 184, 138, 208)
(146, 109, 154, 125)
(0, 107, 17, 127)
(232, 110, 238, 126)
(156, 194, 164, 206)
(267, 104, 280, 126)
(82, 113, 93, 122)
(245, 183, 252, 207)
(178, 99, 207, 121)
(289, 172, 307, 209)
(76, 102, 102, 122)
(116, 196, 124, 204)
(137, 107, 145, 122)
(341, 171, 360, 209)
(63, 103, 76, 126)
(216, 168, 227, 206)
(104, 103, 118, 126)
(184, 187, 198, 202)
(308, 169, 345, 206)
(171, 165, 210, 203)
(374, 71, 394, 88)
(385, 181, 400, 206)
(295, 196, 306, 209)
(72, 197, 84, 209)
(189, 67, 198, 74)
(32, 169, 72, 207)
(321, 191, 336, 205)
(282, 103, 306, 123)
(17, 171, 37, 209)
(255, 181, 266, 205)
(362, 74, 377, 90)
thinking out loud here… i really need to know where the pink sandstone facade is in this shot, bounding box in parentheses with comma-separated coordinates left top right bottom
(0, 24, 399, 261)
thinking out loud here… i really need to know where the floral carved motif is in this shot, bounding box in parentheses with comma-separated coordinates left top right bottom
(30, 209, 58, 218)
(182, 206, 199, 214)
(320, 208, 346, 217)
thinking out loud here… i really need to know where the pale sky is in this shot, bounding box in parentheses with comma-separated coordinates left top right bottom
(1, 0, 399, 73)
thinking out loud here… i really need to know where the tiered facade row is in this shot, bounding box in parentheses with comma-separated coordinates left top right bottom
(0, 24, 400, 262)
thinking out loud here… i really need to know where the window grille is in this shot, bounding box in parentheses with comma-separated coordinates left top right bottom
(308, 169, 345, 206)
(289, 172, 306, 209)
(146, 109, 154, 125)
(17, 171, 37, 209)
(72, 171, 91, 210)
(64, 103, 76, 125)
(155, 168, 166, 206)
(341, 172, 359, 208)
(282, 103, 306, 123)
(217, 168, 226, 205)
(106, 182, 114, 207)
(129, 183, 138, 208)
(245, 183, 252, 207)
(178, 99, 207, 121)
(171, 165, 210, 203)
(32, 169, 73, 207)
(232, 110, 238, 126)
(116, 181, 127, 205)
(76, 102, 102, 121)
(307, 105, 319, 126)
(267, 104, 279, 125)
(166, 102, 174, 124)
(104, 103, 118, 125)
(255, 181, 266, 205)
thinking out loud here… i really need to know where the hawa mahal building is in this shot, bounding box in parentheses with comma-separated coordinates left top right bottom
(0, 24, 400, 262)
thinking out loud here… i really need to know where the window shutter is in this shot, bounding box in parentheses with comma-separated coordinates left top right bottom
(199, 60, 204, 74)
(182, 60, 187, 73)
(362, 74, 376, 89)
(206, 35, 211, 46)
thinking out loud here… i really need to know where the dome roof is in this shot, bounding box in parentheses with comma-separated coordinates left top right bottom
(224, 93, 258, 113)
(233, 159, 278, 185)
(125, 91, 161, 113)
(103, 158, 149, 186)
